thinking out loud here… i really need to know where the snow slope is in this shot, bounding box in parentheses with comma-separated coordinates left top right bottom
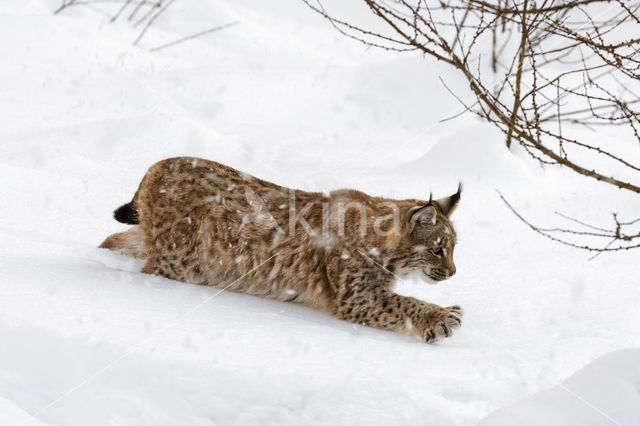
(481, 348, 640, 426)
(1, 1, 639, 425)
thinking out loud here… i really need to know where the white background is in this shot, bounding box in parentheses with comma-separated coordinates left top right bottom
(1, 1, 639, 424)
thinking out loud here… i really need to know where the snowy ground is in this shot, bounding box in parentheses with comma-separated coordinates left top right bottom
(481, 348, 640, 426)
(1, 1, 639, 425)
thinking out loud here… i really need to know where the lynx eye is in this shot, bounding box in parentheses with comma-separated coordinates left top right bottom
(432, 247, 444, 256)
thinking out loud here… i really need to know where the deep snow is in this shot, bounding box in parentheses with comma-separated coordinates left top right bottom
(1, 1, 639, 425)
(481, 348, 640, 426)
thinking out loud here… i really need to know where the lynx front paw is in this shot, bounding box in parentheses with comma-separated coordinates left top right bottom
(424, 305, 463, 343)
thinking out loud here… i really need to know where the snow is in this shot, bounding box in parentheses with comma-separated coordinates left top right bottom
(1, 1, 639, 425)
(480, 348, 640, 426)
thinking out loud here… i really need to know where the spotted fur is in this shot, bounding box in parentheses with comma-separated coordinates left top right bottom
(100, 157, 463, 342)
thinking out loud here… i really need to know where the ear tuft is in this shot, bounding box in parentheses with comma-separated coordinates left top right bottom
(434, 182, 462, 217)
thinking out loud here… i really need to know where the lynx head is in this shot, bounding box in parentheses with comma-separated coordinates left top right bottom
(392, 184, 462, 283)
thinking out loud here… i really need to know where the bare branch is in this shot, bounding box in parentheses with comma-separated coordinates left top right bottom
(303, 0, 640, 252)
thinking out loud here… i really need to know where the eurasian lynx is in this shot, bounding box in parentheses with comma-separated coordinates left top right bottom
(100, 157, 463, 343)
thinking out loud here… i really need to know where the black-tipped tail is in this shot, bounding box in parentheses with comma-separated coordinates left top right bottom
(113, 202, 139, 224)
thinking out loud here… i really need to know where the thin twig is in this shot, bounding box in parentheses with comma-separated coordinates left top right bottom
(149, 21, 239, 52)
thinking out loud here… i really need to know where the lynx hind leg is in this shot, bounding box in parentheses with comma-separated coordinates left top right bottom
(99, 226, 146, 259)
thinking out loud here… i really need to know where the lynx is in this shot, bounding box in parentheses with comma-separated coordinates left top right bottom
(100, 157, 463, 343)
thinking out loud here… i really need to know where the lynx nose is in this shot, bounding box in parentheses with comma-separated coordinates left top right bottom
(447, 266, 456, 277)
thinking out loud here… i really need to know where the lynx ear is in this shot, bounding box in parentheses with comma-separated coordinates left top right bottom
(409, 205, 438, 226)
(433, 182, 463, 217)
